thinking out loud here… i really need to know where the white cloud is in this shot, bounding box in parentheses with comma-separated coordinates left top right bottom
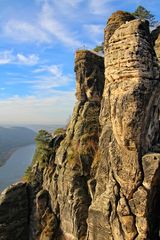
(0, 92, 75, 124)
(34, 64, 62, 75)
(89, 0, 114, 15)
(36, 0, 83, 9)
(32, 64, 73, 91)
(0, 50, 13, 64)
(33, 65, 67, 79)
(6, 64, 73, 92)
(4, 20, 51, 44)
(3, 0, 82, 48)
(39, 1, 81, 47)
(0, 50, 39, 66)
(17, 54, 39, 65)
(84, 24, 104, 37)
(32, 75, 71, 91)
(62, 0, 83, 7)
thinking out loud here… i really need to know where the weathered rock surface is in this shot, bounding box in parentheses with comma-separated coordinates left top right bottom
(0, 182, 29, 240)
(75, 50, 104, 102)
(87, 14, 160, 240)
(27, 50, 104, 240)
(151, 26, 160, 64)
(1, 10, 160, 240)
(104, 11, 135, 51)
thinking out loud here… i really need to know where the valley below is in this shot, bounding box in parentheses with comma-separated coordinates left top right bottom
(0, 125, 63, 192)
(0, 127, 37, 167)
(0, 144, 36, 192)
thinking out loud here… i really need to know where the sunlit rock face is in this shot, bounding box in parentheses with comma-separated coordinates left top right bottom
(27, 50, 104, 240)
(87, 12, 160, 240)
(151, 26, 160, 64)
(1, 10, 160, 240)
(75, 50, 104, 102)
(50, 50, 104, 240)
(104, 10, 135, 50)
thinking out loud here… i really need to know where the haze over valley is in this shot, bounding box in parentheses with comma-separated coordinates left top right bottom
(0, 126, 36, 166)
(0, 124, 64, 191)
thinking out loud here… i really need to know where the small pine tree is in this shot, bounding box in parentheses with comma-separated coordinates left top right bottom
(35, 130, 52, 145)
(133, 6, 157, 27)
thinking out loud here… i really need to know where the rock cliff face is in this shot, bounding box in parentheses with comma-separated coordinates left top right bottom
(88, 16, 160, 240)
(26, 50, 104, 240)
(0, 183, 29, 240)
(0, 10, 160, 240)
(151, 26, 160, 64)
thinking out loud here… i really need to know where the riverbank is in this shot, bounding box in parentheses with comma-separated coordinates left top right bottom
(0, 142, 36, 167)
(0, 148, 18, 167)
(0, 144, 36, 192)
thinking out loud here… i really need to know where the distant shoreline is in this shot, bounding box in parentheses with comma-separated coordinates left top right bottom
(0, 143, 35, 168)
(0, 144, 36, 192)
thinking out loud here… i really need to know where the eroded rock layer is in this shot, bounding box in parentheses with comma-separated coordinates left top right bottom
(0, 183, 29, 240)
(88, 16, 160, 240)
(0, 10, 160, 240)
(51, 50, 104, 240)
(28, 50, 104, 240)
(151, 26, 160, 64)
(104, 11, 135, 51)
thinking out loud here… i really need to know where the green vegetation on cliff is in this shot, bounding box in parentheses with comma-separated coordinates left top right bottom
(24, 130, 53, 182)
(53, 127, 65, 136)
(133, 5, 158, 26)
(24, 128, 66, 182)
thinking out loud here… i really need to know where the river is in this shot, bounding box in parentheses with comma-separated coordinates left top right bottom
(0, 144, 36, 192)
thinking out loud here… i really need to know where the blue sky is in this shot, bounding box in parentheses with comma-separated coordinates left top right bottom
(0, 0, 159, 125)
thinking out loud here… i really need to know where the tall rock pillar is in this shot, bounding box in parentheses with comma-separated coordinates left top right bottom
(88, 11, 160, 240)
(33, 50, 105, 240)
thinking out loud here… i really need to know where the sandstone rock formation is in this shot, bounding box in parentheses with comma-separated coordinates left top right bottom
(104, 10, 135, 50)
(88, 16, 160, 240)
(28, 50, 104, 240)
(151, 26, 160, 64)
(0, 10, 160, 240)
(0, 183, 29, 240)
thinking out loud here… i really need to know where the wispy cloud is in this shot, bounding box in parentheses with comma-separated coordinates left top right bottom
(0, 92, 75, 124)
(84, 24, 104, 37)
(39, 1, 81, 47)
(33, 65, 62, 75)
(17, 54, 39, 65)
(60, 0, 83, 7)
(0, 50, 39, 66)
(89, 0, 114, 15)
(2, 0, 82, 48)
(6, 64, 73, 93)
(0, 50, 13, 64)
(4, 20, 51, 44)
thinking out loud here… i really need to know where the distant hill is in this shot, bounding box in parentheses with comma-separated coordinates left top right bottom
(0, 127, 36, 166)
(0, 124, 65, 133)
(25, 124, 64, 133)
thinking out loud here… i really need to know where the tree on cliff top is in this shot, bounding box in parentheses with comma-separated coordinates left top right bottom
(133, 6, 158, 27)
(35, 129, 52, 145)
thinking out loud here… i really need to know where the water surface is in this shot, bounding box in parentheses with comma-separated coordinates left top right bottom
(0, 144, 36, 192)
